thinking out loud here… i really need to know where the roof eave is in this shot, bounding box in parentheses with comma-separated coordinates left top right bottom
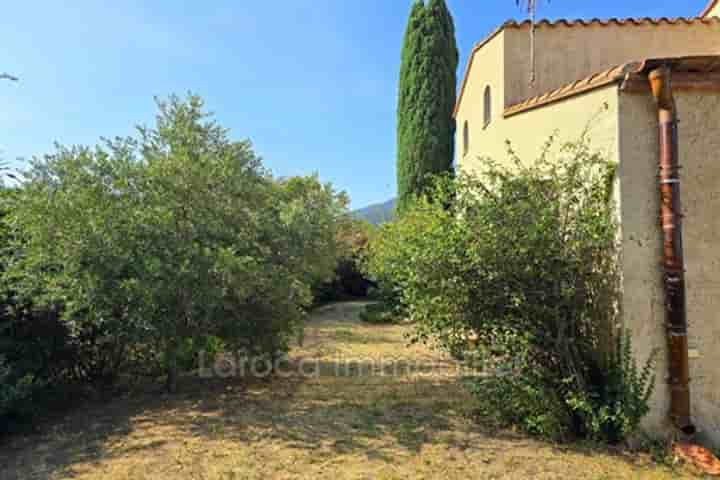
(701, 0, 720, 17)
(453, 16, 719, 119)
(503, 76, 624, 118)
(503, 56, 720, 118)
(453, 22, 509, 118)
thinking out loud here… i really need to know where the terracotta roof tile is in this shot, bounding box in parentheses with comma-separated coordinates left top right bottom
(503, 63, 639, 117)
(504, 17, 720, 29)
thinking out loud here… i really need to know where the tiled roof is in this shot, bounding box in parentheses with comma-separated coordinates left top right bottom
(453, 16, 720, 118)
(504, 56, 720, 117)
(503, 16, 720, 29)
(503, 63, 641, 117)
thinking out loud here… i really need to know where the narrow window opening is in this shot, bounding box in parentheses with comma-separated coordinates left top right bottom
(484, 86, 492, 128)
(462, 121, 469, 156)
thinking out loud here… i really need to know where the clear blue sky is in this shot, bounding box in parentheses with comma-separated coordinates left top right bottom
(0, 0, 706, 208)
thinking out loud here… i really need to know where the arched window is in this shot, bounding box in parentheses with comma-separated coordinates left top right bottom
(462, 120, 469, 156)
(483, 86, 492, 128)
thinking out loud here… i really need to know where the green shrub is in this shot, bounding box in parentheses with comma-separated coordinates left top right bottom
(466, 332, 655, 443)
(565, 331, 656, 444)
(175, 336, 226, 372)
(3, 94, 347, 397)
(313, 219, 374, 304)
(0, 356, 40, 425)
(366, 134, 653, 443)
(1, 190, 72, 430)
(466, 374, 571, 440)
(358, 303, 398, 324)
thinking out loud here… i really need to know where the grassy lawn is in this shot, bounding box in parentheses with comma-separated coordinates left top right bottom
(0, 302, 698, 479)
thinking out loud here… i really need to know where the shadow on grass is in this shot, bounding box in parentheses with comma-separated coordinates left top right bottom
(0, 356, 488, 479)
(0, 302, 662, 479)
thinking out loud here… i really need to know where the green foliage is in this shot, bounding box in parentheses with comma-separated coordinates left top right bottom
(358, 303, 398, 325)
(367, 134, 654, 443)
(397, 0, 458, 213)
(0, 355, 41, 428)
(0, 190, 62, 429)
(313, 219, 375, 303)
(2, 94, 347, 399)
(175, 336, 226, 372)
(565, 331, 656, 444)
(467, 374, 571, 440)
(636, 435, 676, 467)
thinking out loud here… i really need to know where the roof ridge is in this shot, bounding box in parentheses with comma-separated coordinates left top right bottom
(470, 16, 720, 52)
(502, 16, 717, 31)
(454, 16, 720, 118)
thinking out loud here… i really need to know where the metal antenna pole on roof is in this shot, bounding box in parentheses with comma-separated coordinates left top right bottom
(516, 0, 538, 88)
(530, 1, 536, 87)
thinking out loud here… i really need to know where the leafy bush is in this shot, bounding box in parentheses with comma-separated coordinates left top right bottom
(175, 336, 226, 372)
(466, 373, 571, 440)
(313, 219, 375, 303)
(1, 190, 67, 430)
(2, 94, 347, 399)
(366, 135, 654, 443)
(466, 331, 655, 443)
(0, 355, 41, 429)
(565, 332, 656, 444)
(358, 303, 399, 324)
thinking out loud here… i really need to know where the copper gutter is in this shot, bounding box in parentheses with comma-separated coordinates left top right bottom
(648, 66, 695, 436)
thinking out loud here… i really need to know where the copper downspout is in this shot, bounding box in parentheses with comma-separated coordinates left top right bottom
(648, 66, 696, 435)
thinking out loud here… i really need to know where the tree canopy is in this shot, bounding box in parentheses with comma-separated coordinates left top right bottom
(2, 94, 348, 397)
(396, 0, 458, 213)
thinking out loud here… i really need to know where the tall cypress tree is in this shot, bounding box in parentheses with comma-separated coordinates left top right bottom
(396, 0, 459, 213)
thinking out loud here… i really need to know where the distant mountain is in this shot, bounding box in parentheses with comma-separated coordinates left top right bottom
(352, 198, 396, 225)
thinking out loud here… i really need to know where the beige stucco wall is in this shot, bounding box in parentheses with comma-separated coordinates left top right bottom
(618, 90, 720, 447)
(454, 31, 506, 171)
(456, 20, 720, 170)
(458, 71, 720, 445)
(503, 23, 720, 107)
(457, 21, 720, 443)
(456, 85, 618, 177)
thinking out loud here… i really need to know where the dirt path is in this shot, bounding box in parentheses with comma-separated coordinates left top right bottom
(0, 302, 695, 479)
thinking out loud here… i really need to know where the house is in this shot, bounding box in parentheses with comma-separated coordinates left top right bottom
(454, 2, 720, 446)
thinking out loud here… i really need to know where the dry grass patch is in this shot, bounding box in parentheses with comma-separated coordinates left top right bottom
(0, 302, 700, 479)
